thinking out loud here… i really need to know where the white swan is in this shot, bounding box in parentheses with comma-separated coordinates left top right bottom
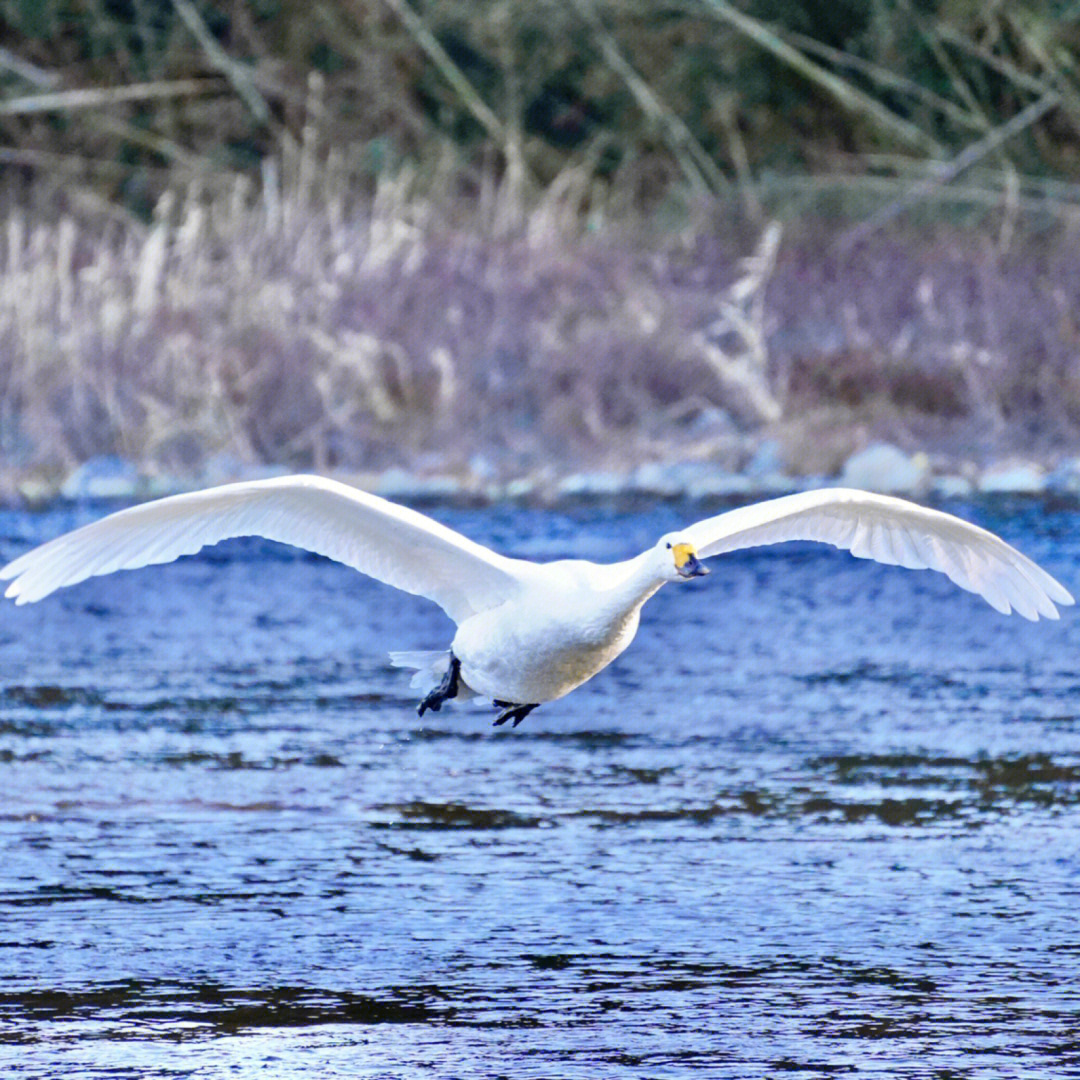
(1, 475, 1072, 726)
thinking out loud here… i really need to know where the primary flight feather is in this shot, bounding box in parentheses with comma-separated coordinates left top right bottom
(2, 476, 1071, 726)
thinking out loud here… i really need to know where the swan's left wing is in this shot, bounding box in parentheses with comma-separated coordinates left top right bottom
(0, 474, 524, 623)
(683, 488, 1073, 621)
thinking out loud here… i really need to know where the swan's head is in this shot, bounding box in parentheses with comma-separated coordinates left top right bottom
(658, 537, 709, 582)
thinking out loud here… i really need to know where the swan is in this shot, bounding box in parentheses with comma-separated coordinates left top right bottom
(1, 475, 1072, 726)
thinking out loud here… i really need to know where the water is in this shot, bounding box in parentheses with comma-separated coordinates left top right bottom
(2, 497, 1080, 1079)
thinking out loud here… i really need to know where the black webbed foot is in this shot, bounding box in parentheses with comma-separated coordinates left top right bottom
(417, 654, 461, 716)
(493, 701, 538, 728)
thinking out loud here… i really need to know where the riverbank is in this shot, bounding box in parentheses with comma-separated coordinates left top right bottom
(10, 441, 1080, 509)
(4, 192, 1080, 502)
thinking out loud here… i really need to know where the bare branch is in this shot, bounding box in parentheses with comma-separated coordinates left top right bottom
(0, 79, 221, 116)
(698, 0, 944, 156)
(170, 0, 272, 126)
(380, 0, 507, 146)
(572, 0, 725, 196)
(0, 46, 60, 88)
(839, 92, 1060, 249)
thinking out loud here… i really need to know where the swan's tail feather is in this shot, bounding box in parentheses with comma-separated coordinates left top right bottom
(388, 650, 446, 690)
(388, 650, 476, 698)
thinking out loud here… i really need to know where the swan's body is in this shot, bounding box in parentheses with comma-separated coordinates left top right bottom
(451, 556, 650, 704)
(1, 475, 1072, 725)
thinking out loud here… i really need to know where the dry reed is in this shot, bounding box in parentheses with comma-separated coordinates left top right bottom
(3, 171, 1080, 487)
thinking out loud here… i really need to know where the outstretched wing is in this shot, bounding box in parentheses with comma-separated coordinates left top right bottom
(683, 488, 1073, 621)
(1, 474, 524, 623)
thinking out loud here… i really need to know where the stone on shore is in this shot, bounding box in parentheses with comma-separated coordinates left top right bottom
(930, 474, 974, 499)
(738, 440, 797, 493)
(60, 456, 141, 501)
(632, 461, 729, 498)
(685, 472, 754, 499)
(978, 461, 1047, 495)
(374, 467, 465, 500)
(556, 472, 628, 498)
(1047, 458, 1080, 494)
(840, 443, 928, 494)
(17, 475, 60, 504)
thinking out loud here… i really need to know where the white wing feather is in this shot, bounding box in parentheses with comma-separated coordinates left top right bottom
(0, 475, 524, 623)
(684, 488, 1073, 621)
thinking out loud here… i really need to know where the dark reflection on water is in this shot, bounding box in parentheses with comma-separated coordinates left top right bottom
(1, 499, 1080, 1077)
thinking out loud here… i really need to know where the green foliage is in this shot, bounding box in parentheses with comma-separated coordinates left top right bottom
(2, 0, 1080, 212)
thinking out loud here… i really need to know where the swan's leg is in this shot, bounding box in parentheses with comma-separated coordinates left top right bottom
(417, 654, 461, 716)
(492, 701, 539, 728)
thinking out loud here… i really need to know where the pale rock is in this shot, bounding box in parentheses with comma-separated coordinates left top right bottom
(978, 461, 1047, 495)
(143, 473, 191, 498)
(631, 462, 685, 497)
(61, 456, 141, 501)
(504, 477, 537, 500)
(17, 476, 59, 504)
(200, 453, 251, 485)
(556, 472, 628, 498)
(930, 474, 974, 499)
(632, 461, 721, 497)
(686, 472, 754, 499)
(375, 468, 464, 500)
(840, 443, 928, 494)
(750, 471, 799, 494)
(1047, 458, 1080, 494)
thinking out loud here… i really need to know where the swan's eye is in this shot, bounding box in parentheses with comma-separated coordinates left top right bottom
(665, 542, 672, 549)
(670, 542, 696, 569)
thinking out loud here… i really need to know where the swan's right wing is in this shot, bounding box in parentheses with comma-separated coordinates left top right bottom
(683, 488, 1073, 621)
(1, 475, 524, 623)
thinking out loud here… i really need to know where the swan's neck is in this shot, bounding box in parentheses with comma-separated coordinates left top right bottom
(605, 550, 667, 616)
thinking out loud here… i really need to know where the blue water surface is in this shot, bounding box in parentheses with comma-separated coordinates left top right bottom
(0, 496, 1079, 1079)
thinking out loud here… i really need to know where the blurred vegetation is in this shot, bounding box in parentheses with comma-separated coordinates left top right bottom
(4, 1, 1080, 484)
(3, 0, 1080, 223)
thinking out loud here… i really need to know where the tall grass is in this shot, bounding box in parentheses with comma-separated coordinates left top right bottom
(3, 170, 1080, 484)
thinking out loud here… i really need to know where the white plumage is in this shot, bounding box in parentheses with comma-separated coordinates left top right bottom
(1, 476, 1071, 725)
(684, 488, 1072, 621)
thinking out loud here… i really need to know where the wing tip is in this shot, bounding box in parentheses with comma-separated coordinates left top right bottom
(4, 576, 48, 605)
(1009, 588, 1065, 621)
(0, 554, 29, 581)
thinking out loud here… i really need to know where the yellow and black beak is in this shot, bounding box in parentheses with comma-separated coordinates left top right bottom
(672, 543, 710, 579)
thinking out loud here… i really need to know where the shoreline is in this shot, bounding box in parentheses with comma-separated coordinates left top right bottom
(10, 442, 1079, 510)
(5, 206, 1080, 501)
